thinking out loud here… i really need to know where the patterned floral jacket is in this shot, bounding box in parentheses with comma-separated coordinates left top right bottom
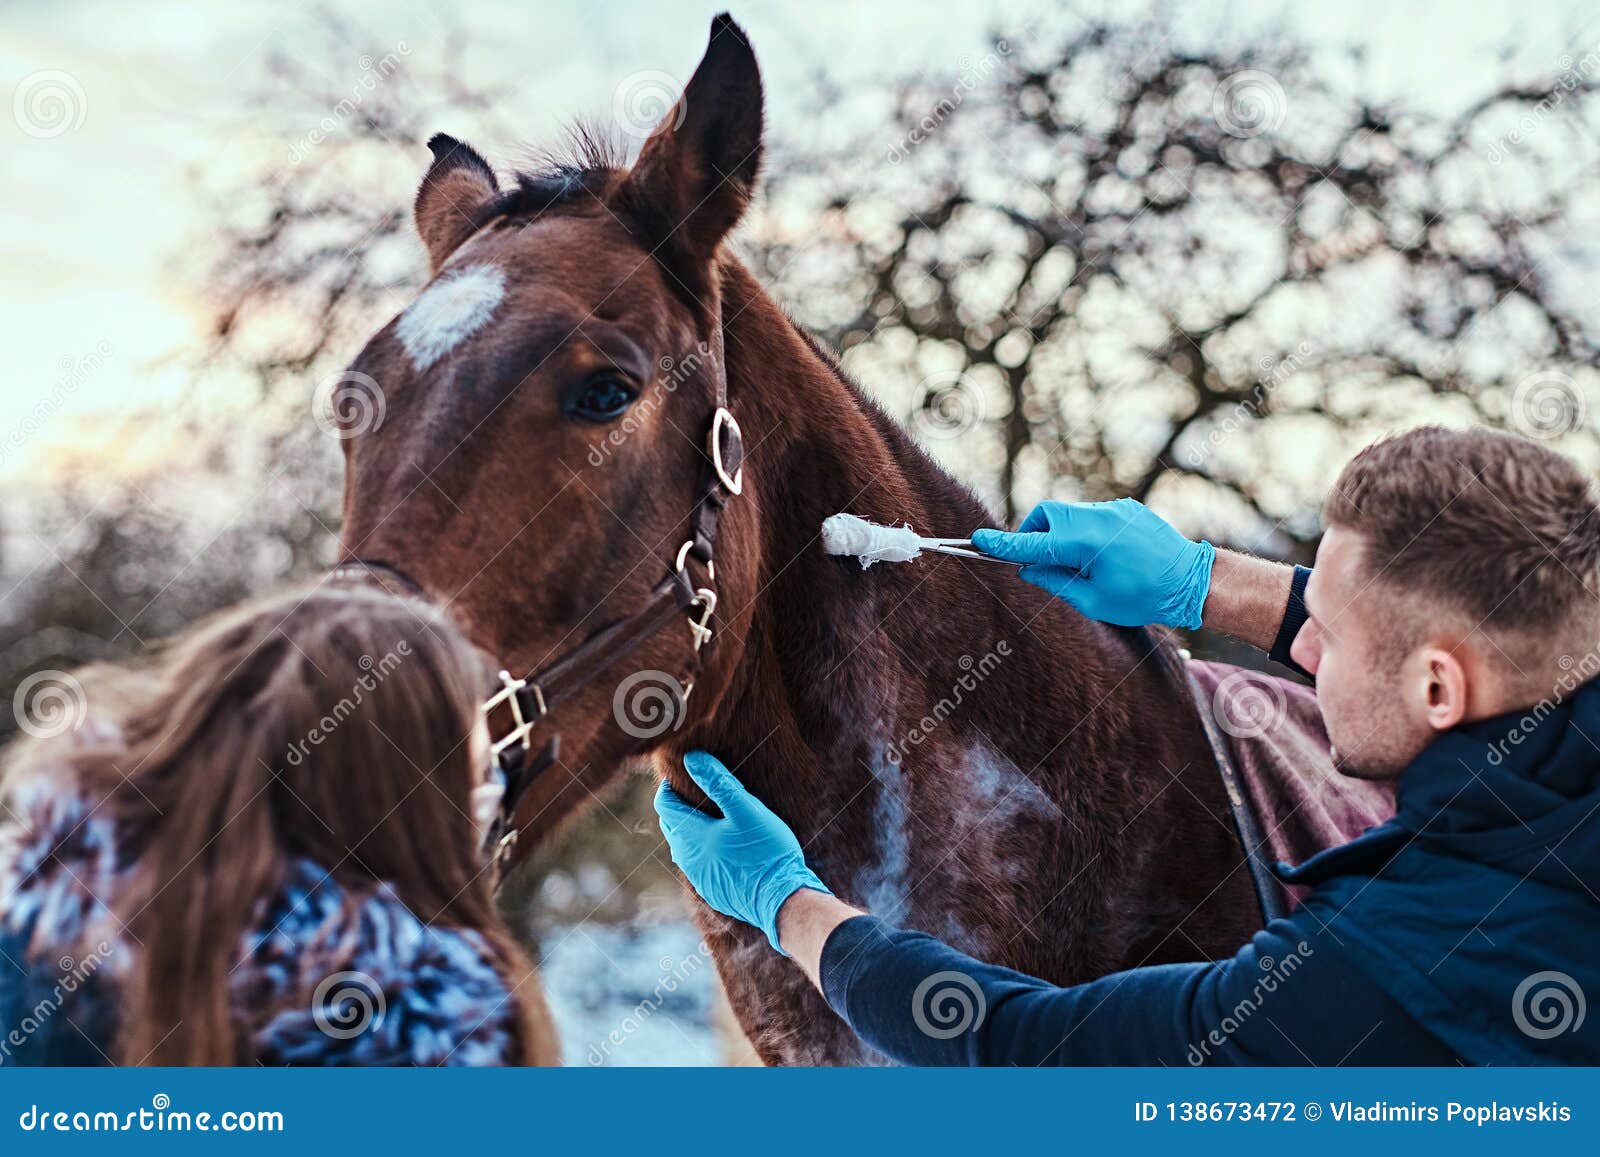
(0, 773, 521, 1066)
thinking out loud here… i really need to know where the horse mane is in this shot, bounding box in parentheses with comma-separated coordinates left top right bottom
(760, 288, 999, 524)
(517, 119, 627, 185)
(476, 120, 629, 225)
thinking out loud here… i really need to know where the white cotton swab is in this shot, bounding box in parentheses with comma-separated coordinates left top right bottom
(821, 513, 924, 568)
(820, 513, 1022, 569)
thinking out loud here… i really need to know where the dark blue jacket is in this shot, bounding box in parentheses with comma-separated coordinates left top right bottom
(820, 664, 1600, 1066)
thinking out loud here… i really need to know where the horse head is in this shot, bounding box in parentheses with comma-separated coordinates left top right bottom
(337, 15, 766, 836)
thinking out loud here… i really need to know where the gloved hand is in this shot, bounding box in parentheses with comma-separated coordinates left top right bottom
(654, 750, 831, 954)
(971, 498, 1215, 629)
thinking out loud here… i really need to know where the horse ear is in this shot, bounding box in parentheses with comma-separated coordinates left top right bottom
(616, 13, 763, 282)
(415, 134, 500, 273)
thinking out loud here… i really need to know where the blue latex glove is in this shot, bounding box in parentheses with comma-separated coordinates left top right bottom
(971, 498, 1215, 629)
(654, 750, 831, 954)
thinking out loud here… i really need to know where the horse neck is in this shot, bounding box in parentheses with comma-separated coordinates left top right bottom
(702, 259, 1138, 839)
(716, 256, 997, 521)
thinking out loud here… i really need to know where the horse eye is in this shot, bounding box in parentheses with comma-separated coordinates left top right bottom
(566, 373, 639, 423)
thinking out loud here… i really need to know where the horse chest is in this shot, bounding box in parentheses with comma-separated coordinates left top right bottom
(836, 732, 1063, 955)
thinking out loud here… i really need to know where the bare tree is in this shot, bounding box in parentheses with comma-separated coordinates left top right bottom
(1, 20, 494, 738)
(749, 17, 1600, 539)
(197, 16, 516, 400)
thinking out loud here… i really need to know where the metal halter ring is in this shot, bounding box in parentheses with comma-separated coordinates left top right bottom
(708, 407, 743, 496)
(674, 539, 715, 582)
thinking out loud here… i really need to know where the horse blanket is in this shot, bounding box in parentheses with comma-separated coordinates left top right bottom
(1188, 659, 1396, 908)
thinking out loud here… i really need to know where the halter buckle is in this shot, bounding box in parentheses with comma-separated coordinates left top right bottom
(708, 407, 744, 496)
(497, 827, 519, 860)
(484, 669, 545, 760)
(688, 588, 717, 651)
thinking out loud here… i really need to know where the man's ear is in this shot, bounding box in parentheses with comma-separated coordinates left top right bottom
(614, 13, 763, 300)
(415, 134, 500, 273)
(1420, 646, 1469, 732)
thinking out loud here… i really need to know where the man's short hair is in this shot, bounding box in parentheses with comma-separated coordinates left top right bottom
(1323, 426, 1600, 640)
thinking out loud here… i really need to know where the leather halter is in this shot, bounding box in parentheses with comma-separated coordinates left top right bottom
(332, 317, 744, 881)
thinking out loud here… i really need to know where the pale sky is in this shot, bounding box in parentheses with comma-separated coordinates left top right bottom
(2, 0, 1596, 480)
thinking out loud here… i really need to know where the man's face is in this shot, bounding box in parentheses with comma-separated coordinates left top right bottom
(1290, 525, 1437, 779)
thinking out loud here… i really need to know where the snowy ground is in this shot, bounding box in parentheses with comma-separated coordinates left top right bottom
(539, 920, 723, 1066)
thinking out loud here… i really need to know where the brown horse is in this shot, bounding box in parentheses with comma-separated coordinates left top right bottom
(336, 15, 1258, 1064)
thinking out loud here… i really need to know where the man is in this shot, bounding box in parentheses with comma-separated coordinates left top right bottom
(656, 425, 1600, 1064)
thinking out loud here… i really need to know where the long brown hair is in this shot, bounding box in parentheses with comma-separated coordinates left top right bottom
(8, 583, 556, 1065)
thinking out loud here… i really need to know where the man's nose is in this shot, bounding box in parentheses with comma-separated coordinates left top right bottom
(1290, 625, 1320, 675)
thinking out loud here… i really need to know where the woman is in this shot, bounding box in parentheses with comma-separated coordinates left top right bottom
(0, 583, 558, 1065)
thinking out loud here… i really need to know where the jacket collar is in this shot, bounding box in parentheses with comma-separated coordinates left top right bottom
(1281, 672, 1600, 886)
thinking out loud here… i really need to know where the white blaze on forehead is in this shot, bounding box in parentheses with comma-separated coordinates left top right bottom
(396, 263, 507, 372)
